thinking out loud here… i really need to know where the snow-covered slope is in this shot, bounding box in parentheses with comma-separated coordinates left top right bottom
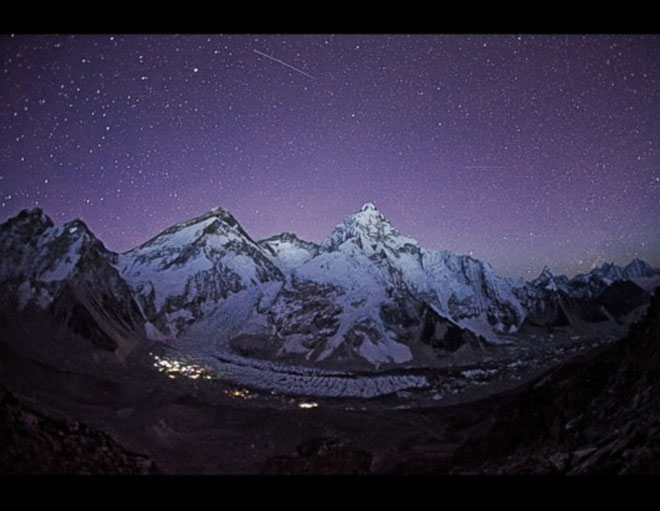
(118, 206, 283, 336)
(3, 204, 658, 372)
(0, 209, 147, 358)
(219, 203, 511, 367)
(259, 232, 319, 271)
(317, 203, 525, 337)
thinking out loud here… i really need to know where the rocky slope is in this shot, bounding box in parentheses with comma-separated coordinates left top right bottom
(118, 206, 283, 337)
(0, 209, 147, 359)
(450, 286, 660, 474)
(0, 385, 157, 474)
(513, 262, 658, 330)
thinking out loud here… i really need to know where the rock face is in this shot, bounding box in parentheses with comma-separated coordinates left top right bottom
(568, 259, 660, 298)
(0, 386, 157, 474)
(0, 209, 146, 359)
(259, 232, 319, 271)
(118, 206, 283, 336)
(450, 286, 660, 475)
(597, 280, 650, 317)
(513, 262, 659, 330)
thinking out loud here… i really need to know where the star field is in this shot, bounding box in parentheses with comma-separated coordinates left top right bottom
(1, 34, 659, 278)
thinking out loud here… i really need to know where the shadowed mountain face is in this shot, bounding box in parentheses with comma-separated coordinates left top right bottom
(448, 286, 660, 475)
(597, 280, 649, 317)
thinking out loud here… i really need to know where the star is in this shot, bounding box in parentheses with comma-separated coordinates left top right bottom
(0, 34, 657, 278)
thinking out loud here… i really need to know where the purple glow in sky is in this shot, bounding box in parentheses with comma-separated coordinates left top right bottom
(1, 34, 659, 278)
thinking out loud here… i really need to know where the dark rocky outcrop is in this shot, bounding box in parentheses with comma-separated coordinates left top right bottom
(0, 386, 158, 474)
(450, 287, 660, 474)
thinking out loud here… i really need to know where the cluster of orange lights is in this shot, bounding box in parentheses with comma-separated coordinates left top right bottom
(152, 354, 213, 380)
(224, 388, 252, 399)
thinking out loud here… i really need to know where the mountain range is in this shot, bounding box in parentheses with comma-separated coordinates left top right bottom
(1, 203, 658, 369)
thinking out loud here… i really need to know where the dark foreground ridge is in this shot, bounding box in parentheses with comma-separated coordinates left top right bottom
(447, 286, 660, 475)
(0, 386, 158, 474)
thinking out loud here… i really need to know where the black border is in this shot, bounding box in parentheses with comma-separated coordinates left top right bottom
(2, 6, 657, 34)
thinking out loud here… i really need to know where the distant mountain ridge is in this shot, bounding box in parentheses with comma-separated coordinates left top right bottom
(1, 204, 658, 369)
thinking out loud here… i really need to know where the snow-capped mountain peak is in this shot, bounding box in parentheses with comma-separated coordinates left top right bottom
(117, 205, 283, 334)
(321, 202, 418, 256)
(360, 201, 378, 213)
(624, 258, 657, 278)
(354, 201, 388, 225)
(132, 205, 256, 253)
(4, 203, 659, 371)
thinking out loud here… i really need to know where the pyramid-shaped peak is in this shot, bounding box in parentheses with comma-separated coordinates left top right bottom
(192, 205, 236, 224)
(321, 202, 419, 254)
(626, 258, 649, 269)
(352, 202, 388, 224)
(624, 258, 656, 278)
(131, 204, 256, 252)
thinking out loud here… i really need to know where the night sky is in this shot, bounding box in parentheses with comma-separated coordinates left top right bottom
(1, 34, 659, 278)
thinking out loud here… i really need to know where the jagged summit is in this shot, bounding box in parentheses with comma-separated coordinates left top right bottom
(169, 205, 243, 233)
(130, 205, 255, 252)
(354, 202, 386, 222)
(624, 258, 658, 278)
(62, 217, 96, 237)
(530, 266, 570, 293)
(572, 259, 660, 282)
(539, 266, 554, 277)
(321, 202, 417, 254)
(1, 207, 54, 236)
(8, 207, 48, 220)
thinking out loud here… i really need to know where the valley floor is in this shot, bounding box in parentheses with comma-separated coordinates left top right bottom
(0, 309, 645, 474)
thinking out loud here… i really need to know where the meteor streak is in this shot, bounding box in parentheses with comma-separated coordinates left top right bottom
(253, 49, 316, 81)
